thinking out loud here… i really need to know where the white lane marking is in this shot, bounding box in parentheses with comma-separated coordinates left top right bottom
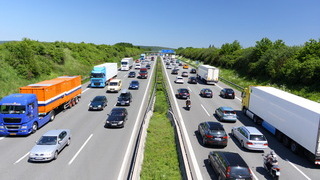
(68, 134, 93, 165)
(287, 159, 311, 180)
(187, 86, 192, 92)
(117, 59, 155, 180)
(14, 152, 30, 164)
(251, 169, 259, 180)
(163, 60, 203, 180)
(201, 104, 210, 117)
(0, 137, 4, 141)
(215, 83, 241, 101)
(82, 88, 90, 93)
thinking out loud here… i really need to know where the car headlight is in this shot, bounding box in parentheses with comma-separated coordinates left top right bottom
(0, 125, 4, 129)
(106, 121, 110, 123)
(89, 105, 93, 108)
(126, 101, 129, 103)
(21, 125, 28, 129)
(98, 105, 101, 107)
(118, 121, 123, 124)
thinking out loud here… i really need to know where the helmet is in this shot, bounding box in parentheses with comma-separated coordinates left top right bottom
(270, 150, 275, 155)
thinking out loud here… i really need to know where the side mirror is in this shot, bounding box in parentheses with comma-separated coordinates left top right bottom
(58, 140, 62, 144)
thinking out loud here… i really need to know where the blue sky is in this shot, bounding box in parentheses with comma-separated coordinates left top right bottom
(0, 0, 319, 48)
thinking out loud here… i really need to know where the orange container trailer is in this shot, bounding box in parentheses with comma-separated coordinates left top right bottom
(19, 76, 82, 114)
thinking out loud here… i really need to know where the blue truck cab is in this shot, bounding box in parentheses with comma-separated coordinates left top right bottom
(90, 66, 107, 87)
(0, 94, 51, 136)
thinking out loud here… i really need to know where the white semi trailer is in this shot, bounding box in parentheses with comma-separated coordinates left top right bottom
(120, 57, 133, 71)
(241, 86, 320, 164)
(197, 65, 219, 84)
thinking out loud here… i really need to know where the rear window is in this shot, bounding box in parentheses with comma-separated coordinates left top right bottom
(224, 111, 236, 115)
(226, 89, 234, 93)
(180, 89, 188, 93)
(250, 135, 266, 141)
(230, 167, 251, 177)
(209, 130, 226, 136)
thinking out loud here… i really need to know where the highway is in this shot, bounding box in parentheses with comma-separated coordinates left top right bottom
(161, 58, 319, 180)
(0, 60, 155, 180)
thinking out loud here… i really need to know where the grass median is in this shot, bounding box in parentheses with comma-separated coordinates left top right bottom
(140, 58, 182, 179)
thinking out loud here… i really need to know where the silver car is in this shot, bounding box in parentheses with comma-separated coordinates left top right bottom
(29, 129, 71, 162)
(231, 126, 268, 151)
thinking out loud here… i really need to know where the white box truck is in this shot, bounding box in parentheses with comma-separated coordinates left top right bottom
(241, 86, 320, 164)
(197, 65, 219, 85)
(120, 57, 133, 71)
(90, 63, 118, 87)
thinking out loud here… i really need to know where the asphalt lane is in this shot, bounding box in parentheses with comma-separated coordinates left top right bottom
(0, 59, 155, 180)
(162, 58, 319, 180)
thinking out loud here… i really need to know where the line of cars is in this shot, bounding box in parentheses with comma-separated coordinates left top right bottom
(166, 57, 269, 179)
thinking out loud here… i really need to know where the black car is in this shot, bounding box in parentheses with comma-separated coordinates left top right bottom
(220, 88, 235, 99)
(146, 64, 151, 69)
(129, 80, 139, 90)
(88, 96, 107, 110)
(176, 88, 190, 99)
(190, 68, 197, 74)
(188, 76, 197, 84)
(208, 151, 253, 180)
(171, 69, 179, 75)
(200, 88, 213, 98)
(117, 90, 132, 106)
(128, 71, 136, 78)
(105, 108, 128, 128)
(198, 121, 228, 147)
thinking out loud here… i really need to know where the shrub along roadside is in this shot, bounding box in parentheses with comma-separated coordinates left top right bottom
(140, 58, 181, 179)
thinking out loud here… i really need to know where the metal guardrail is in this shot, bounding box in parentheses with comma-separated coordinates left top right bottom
(219, 77, 244, 90)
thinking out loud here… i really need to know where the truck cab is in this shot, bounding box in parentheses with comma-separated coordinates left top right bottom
(0, 94, 51, 135)
(90, 66, 106, 87)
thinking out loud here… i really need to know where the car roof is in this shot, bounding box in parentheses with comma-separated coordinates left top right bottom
(131, 80, 139, 83)
(176, 76, 183, 78)
(219, 106, 234, 111)
(111, 107, 127, 112)
(43, 129, 70, 136)
(241, 126, 263, 135)
(223, 88, 234, 91)
(178, 88, 188, 91)
(211, 151, 248, 167)
(206, 121, 224, 129)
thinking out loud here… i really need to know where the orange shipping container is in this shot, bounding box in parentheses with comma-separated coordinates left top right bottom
(19, 76, 82, 114)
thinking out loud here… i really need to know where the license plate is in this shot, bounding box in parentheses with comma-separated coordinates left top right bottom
(10, 133, 16, 135)
(214, 138, 221, 140)
(121, 102, 125, 105)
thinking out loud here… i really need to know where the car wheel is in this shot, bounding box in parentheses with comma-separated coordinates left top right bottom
(67, 138, 71, 146)
(217, 174, 222, 180)
(231, 129, 234, 136)
(32, 122, 38, 134)
(53, 151, 58, 160)
(202, 137, 207, 146)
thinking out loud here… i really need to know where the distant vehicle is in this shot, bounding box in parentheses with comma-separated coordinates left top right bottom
(188, 76, 197, 84)
(166, 65, 172, 69)
(105, 108, 128, 128)
(88, 96, 108, 111)
(215, 106, 237, 122)
(128, 71, 136, 78)
(220, 88, 235, 99)
(174, 76, 184, 84)
(29, 129, 71, 162)
(198, 121, 228, 147)
(197, 64, 219, 85)
(129, 80, 139, 90)
(181, 71, 188, 77)
(183, 64, 189, 69)
(151, 56, 155, 61)
(208, 151, 253, 180)
(179, 63, 183, 66)
(176, 88, 190, 99)
(106, 79, 122, 93)
(231, 126, 268, 151)
(190, 68, 197, 74)
(120, 57, 133, 71)
(117, 89, 132, 106)
(90, 63, 118, 87)
(200, 88, 213, 98)
(166, 61, 170, 65)
(134, 63, 141, 69)
(171, 69, 179, 75)
(146, 64, 151, 69)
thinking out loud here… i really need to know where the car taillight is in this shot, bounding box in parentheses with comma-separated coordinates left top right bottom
(247, 142, 253, 145)
(226, 166, 231, 178)
(205, 134, 213, 138)
(179, 93, 182, 95)
(222, 136, 228, 139)
(264, 143, 268, 146)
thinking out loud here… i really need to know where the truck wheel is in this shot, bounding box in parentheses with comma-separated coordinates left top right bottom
(290, 141, 300, 154)
(50, 111, 55, 121)
(282, 135, 290, 147)
(275, 130, 282, 142)
(32, 122, 38, 134)
(75, 97, 79, 104)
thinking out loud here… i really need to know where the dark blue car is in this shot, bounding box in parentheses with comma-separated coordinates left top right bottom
(129, 80, 139, 90)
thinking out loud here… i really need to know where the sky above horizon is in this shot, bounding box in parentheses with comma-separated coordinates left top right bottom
(0, 0, 319, 48)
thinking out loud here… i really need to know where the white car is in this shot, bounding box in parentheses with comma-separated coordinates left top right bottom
(174, 76, 184, 84)
(231, 126, 268, 151)
(29, 129, 71, 162)
(135, 63, 141, 69)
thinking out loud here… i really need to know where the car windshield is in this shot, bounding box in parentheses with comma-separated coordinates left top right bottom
(179, 89, 188, 93)
(230, 167, 251, 176)
(111, 111, 125, 116)
(109, 82, 118, 86)
(131, 81, 139, 85)
(93, 97, 105, 102)
(129, 72, 135, 74)
(37, 136, 57, 145)
(0, 105, 26, 114)
(224, 111, 235, 114)
(250, 135, 266, 141)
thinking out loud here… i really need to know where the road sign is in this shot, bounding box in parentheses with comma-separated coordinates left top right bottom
(161, 49, 175, 53)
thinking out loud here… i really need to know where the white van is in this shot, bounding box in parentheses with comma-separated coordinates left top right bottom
(107, 79, 122, 93)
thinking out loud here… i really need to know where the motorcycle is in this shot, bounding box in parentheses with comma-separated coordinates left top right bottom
(263, 156, 280, 180)
(186, 104, 191, 110)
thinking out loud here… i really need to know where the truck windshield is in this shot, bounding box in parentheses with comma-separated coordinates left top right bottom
(91, 73, 104, 78)
(0, 105, 26, 114)
(121, 62, 128, 65)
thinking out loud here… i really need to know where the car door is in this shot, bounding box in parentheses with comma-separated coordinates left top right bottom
(216, 108, 222, 118)
(58, 131, 67, 151)
(198, 123, 205, 137)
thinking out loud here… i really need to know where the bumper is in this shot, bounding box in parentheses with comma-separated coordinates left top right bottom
(29, 154, 54, 162)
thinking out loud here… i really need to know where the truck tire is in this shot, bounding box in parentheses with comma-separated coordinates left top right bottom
(32, 122, 38, 134)
(242, 107, 246, 114)
(275, 130, 282, 142)
(50, 111, 55, 121)
(290, 141, 301, 154)
(282, 135, 291, 147)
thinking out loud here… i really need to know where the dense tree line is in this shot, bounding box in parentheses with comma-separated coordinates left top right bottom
(0, 38, 144, 97)
(176, 38, 320, 90)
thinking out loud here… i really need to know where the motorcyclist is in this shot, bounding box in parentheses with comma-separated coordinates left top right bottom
(265, 150, 278, 170)
(186, 97, 191, 107)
